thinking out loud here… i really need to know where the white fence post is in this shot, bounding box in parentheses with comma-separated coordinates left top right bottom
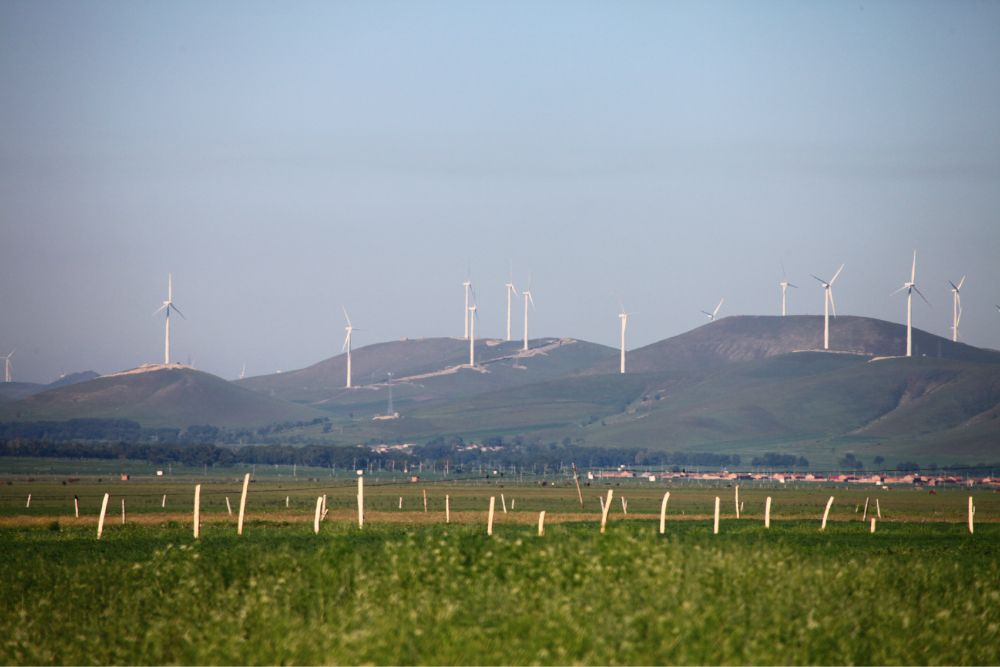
(97, 493, 110, 539)
(487, 496, 495, 536)
(538, 511, 546, 536)
(659, 492, 670, 534)
(600, 490, 613, 534)
(313, 496, 323, 534)
(357, 475, 364, 528)
(821, 496, 834, 531)
(193, 484, 201, 539)
(765, 496, 772, 528)
(237, 472, 250, 535)
(713, 496, 720, 535)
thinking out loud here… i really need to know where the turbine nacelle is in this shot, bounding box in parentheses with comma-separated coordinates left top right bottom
(701, 298, 724, 321)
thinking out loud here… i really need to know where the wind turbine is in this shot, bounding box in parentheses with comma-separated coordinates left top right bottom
(891, 251, 929, 357)
(3, 350, 13, 383)
(949, 276, 966, 342)
(239, 363, 246, 380)
(468, 304, 478, 366)
(152, 273, 185, 365)
(504, 266, 518, 342)
(701, 298, 724, 321)
(779, 264, 798, 316)
(522, 277, 535, 352)
(811, 264, 844, 351)
(343, 307, 357, 388)
(462, 278, 474, 340)
(618, 304, 631, 374)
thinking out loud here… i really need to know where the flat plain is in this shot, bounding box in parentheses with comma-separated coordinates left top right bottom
(1, 468, 998, 665)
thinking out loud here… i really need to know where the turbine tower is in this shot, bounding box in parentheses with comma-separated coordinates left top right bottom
(153, 273, 185, 365)
(948, 276, 966, 342)
(3, 350, 13, 383)
(618, 306, 630, 374)
(462, 279, 473, 339)
(701, 298, 724, 321)
(779, 264, 797, 316)
(811, 264, 844, 350)
(892, 251, 928, 357)
(342, 307, 356, 388)
(468, 305, 478, 366)
(504, 269, 518, 342)
(522, 280, 535, 352)
(239, 363, 246, 380)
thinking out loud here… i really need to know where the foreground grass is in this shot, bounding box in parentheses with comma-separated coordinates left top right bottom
(1, 520, 999, 665)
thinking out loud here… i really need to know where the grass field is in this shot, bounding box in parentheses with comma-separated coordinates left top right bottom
(1, 467, 999, 664)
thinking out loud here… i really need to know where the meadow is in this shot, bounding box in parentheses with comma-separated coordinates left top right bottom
(1, 467, 999, 664)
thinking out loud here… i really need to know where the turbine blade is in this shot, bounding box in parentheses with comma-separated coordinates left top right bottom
(170, 304, 186, 319)
(890, 285, 907, 296)
(342, 306, 352, 326)
(713, 298, 724, 317)
(913, 286, 930, 305)
(829, 264, 845, 285)
(948, 280, 959, 291)
(153, 304, 167, 316)
(828, 289, 837, 318)
(780, 260, 787, 280)
(910, 250, 917, 283)
(811, 274, 827, 285)
(788, 283, 798, 289)
(957, 275, 966, 290)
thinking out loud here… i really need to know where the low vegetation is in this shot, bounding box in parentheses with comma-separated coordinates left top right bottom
(0, 476, 998, 665)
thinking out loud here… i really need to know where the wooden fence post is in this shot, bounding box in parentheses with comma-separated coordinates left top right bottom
(488, 496, 495, 536)
(193, 484, 201, 539)
(357, 475, 364, 528)
(97, 493, 109, 539)
(600, 490, 614, 534)
(313, 496, 323, 534)
(237, 472, 250, 535)
(821, 496, 834, 531)
(538, 511, 546, 536)
(659, 492, 670, 534)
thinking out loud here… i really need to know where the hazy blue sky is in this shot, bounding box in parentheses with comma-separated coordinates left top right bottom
(2, 1, 999, 382)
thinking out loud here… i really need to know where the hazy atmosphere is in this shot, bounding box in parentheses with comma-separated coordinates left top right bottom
(2, 0, 999, 383)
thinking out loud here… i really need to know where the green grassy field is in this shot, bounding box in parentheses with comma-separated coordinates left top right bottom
(1, 465, 999, 665)
(1, 519, 998, 665)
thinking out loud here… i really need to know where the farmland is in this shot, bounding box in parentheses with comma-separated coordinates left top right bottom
(1, 470, 999, 664)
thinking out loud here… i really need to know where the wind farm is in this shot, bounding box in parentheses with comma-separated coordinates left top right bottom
(2, 3, 1000, 665)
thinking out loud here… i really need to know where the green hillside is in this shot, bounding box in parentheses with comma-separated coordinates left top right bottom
(0, 366, 324, 428)
(238, 336, 617, 409)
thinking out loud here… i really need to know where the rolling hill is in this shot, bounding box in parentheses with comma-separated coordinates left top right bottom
(0, 371, 102, 401)
(2, 316, 998, 466)
(609, 315, 1000, 374)
(237, 336, 618, 409)
(0, 365, 324, 428)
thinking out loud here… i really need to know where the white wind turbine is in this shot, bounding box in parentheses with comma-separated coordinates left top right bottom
(239, 363, 246, 380)
(343, 307, 358, 388)
(152, 273, 185, 365)
(811, 264, 844, 351)
(618, 304, 631, 374)
(468, 304, 479, 366)
(701, 298, 724, 321)
(462, 279, 474, 339)
(522, 277, 535, 352)
(3, 350, 13, 383)
(891, 251, 929, 357)
(779, 264, 798, 316)
(948, 276, 966, 342)
(504, 268, 519, 342)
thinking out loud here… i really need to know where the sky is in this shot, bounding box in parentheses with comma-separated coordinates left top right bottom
(1, 0, 999, 383)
